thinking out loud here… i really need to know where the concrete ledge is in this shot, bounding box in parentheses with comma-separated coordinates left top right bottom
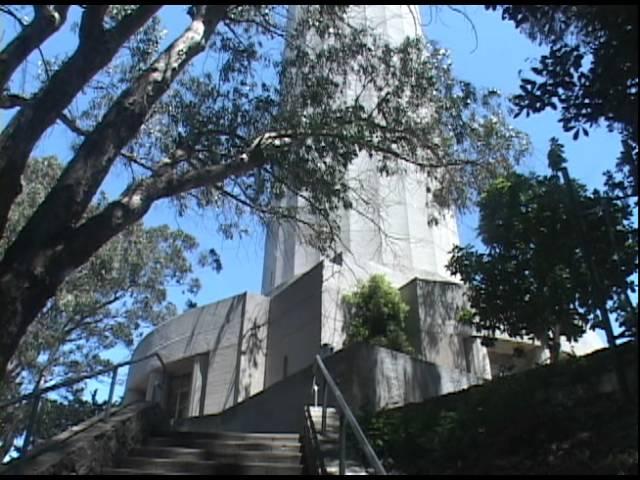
(175, 342, 482, 434)
(0, 402, 164, 475)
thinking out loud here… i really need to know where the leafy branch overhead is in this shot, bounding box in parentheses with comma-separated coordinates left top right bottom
(0, 156, 208, 458)
(0, 5, 528, 377)
(488, 5, 638, 200)
(447, 142, 637, 361)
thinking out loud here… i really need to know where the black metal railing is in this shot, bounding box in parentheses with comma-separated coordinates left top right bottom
(312, 354, 386, 475)
(0, 352, 166, 453)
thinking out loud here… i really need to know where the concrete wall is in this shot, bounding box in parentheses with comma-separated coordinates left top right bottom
(400, 279, 492, 379)
(237, 294, 271, 402)
(319, 258, 460, 352)
(324, 343, 483, 413)
(124, 292, 270, 416)
(264, 263, 323, 387)
(176, 343, 483, 433)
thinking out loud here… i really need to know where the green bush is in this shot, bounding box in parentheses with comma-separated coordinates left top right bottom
(343, 274, 414, 355)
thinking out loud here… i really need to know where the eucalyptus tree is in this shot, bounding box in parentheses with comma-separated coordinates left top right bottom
(0, 5, 529, 377)
(0, 156, 205, 458)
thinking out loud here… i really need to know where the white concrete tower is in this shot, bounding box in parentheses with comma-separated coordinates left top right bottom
(262, 5, 460, 295)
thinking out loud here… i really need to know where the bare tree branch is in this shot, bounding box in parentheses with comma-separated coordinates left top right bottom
(0, 5, 70, 90)
(55, 146, 268, 280)
(118, 151, 156, 173)
(79, 5, 109, 43)
(1, 6, 228, 260)
(0, 91, 91, 136)
(0, 5, 162, 240)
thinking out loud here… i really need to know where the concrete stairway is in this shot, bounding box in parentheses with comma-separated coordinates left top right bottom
(103, 431, 304, 475)
(308, 406, 371, 475)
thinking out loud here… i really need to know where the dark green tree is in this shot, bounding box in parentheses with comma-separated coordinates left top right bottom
(0, 5, 530, 377)
(343, 274, 414, 355)
(447, 143, 637, 362)
(488, 5, 638, 200)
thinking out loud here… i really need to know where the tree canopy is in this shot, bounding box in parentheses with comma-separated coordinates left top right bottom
(0, 156, 205, 459)
(488, 5, 638, 200)
(447, 142, 637, 361)
(0, 5, 529, 377)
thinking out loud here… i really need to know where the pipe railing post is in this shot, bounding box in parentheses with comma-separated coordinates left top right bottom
(313, 355, 386, 475)
(23, 394, 41, 454)
(104, 366, 118, 420)
(321, 377, 328, 434)
(339, 413, 347, 475)
(312, 379, 319, 407)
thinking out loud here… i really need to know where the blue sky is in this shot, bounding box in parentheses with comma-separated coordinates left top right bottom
(0, 6, 626, 398)
(154, 5, 622, 308)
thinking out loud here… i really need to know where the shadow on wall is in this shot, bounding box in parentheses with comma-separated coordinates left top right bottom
(335, 343, 444, 413)
(175, 342, 477, 434)
(398, 280, 471, 374)
(221, 296, 271, 410)
(238, 315, 269, 401)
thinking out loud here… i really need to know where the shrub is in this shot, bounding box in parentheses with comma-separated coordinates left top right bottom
(343, 274, 414, 355)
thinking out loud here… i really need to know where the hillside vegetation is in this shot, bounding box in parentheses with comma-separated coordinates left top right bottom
(362, 343, 638, 475)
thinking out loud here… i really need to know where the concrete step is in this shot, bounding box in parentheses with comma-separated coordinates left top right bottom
(104, 432, 303, 475)
(129, 445, 302, 464)
(108, 429, 304, 476)
(115, 457, 303, 475)
(147, 435, 301, 452)
(103, 467, 199, 475)
(162, 430, 300, 442)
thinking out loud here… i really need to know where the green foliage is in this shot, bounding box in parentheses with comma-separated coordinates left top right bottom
(362, 344, 638, 474)
(343, 274, 414, 355)
(0, 157, 206, 459)
(447, 148, 637, 357)
(28, 391, 108, 450)
(0, 6, 532, 379)
(488, 5, 638, 200)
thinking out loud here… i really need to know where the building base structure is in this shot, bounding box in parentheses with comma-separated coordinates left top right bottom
(124, 257, 604, 429)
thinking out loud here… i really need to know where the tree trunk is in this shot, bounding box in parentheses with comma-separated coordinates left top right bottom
(0, 270, 59, 388)
(0, 6, 161, 238)
(0, 6, 256, 380)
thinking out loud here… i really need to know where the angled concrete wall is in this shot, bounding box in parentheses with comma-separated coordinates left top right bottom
(264, 263, 323, 387)
(176, 343, 483, 434)
(124, 292, 270, 416)
(237, 294, 271, 402)
(400, 278, 492, 380)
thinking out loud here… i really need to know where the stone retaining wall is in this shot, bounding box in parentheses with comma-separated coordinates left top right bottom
(1, 402, 164, 475)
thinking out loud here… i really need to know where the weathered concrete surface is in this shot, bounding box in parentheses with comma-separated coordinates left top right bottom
(264, 263, 323, 388)
(0, 402, 162, 476)
(124, 292, 270, 415)
(400, 278, 492, 379)
(174, 343, 482, 434)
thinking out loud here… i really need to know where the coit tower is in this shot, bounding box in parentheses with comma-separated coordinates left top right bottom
(262, 5, 460, 296)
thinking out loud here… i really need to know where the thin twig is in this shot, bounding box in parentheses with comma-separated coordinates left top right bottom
(447, 5, 479, 54)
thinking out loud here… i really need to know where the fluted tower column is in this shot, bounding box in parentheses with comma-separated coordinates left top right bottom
(262, 5, 460, 295)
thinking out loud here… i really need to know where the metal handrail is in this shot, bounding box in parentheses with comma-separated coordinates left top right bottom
(313, 354, 386, 475)
(0, 352, 166, 453)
